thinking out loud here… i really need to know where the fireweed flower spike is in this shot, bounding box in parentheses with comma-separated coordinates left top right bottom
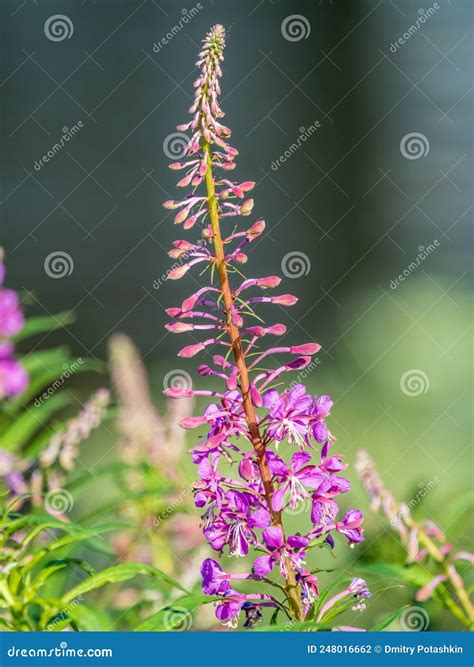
(164, 25, 367, 627)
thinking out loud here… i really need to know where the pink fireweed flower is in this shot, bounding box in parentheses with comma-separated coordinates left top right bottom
(163, 25, 366, 627)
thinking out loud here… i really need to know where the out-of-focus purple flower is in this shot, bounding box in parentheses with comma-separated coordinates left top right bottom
(0, 255, 28, 400)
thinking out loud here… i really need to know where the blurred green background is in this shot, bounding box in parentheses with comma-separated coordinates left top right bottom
(1, 0, 472, 630)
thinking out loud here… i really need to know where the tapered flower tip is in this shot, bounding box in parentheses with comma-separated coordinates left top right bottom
(163, 387, 193, 398)
(273, 294, 298, 305)
(165, 322, 193, 333)
(266, 324, 287, 335)
(291, 343, 321, 355)
(257, 276, 281, 289)
(250, 383, 262, 407)
(247, 220, 266, 236)
(166, 307, 182, 317)
(180, 415, 207, 428)
(163, 200, 177, 209)
(240, 199, 254, 215)
(181, 294, 199, 312)
(174, 239, 194, 250)
(174, 208, 190, 225)
(286, 356, 311, 370)
(178, 342, 205, 358)
(183, 216, 197, 230)
(240, 181, 255, 192)
(168, 264, 190, 280)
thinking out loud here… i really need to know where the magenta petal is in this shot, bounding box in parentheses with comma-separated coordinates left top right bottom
(271, 486, 286, 512)
(287, 535, 309, 549)
(248, 508, 270, 529)
(262, 525, 284, 549)
(290, 451, 311, 470)
(253, 555, 273, 577)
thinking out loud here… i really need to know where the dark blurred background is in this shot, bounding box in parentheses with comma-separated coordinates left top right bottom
(1, 0, 472, 629)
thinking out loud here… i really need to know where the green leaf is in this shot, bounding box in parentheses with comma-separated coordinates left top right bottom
(0, 393, 71, 450)
(66, 603, 113, 632)
(255, 620, 332, 632)
(135, 594, 220, 631)
(11, 359, 103, 412)
(356, 562, 431, 588)
(62, 564, 188, 604)
(370, 606, 407, 631)
(23, 524, 126, 574)
(14, 311, 75, 342)
(31, 559, 97, 591)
